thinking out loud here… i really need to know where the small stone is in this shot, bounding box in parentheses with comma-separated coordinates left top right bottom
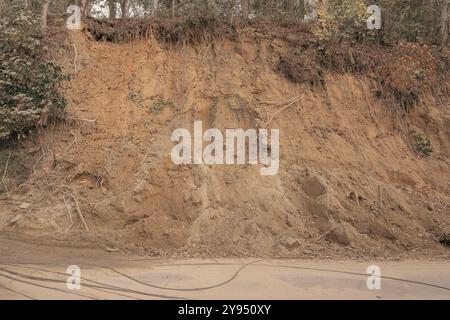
(331, 222, 360, 246)
(191, 190, 203, 206)
(133, 182, 148, 195)
(133, 195, 144, 203)
(282, 236, 301, 250)
(302, 177, 326, 197)
(286, 216, 294, 227)
(224, 173, 235, 185)
(369, 221, 396, 240)
(18, 203, 31, 210)
(9, 215, 23, 225)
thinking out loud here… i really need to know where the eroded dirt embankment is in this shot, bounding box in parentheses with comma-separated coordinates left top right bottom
(0, 28, 449, 259)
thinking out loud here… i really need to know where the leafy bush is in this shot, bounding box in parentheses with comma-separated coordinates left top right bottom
(411, 131, 433, 157)
(149, 97, 172, 113)
(373, 0, 444, 45)
(0, 3, 67, 140)
(313, 0, 368, 45)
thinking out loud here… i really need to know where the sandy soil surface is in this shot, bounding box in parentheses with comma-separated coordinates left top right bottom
(0, 238, 449, 300)
(0, 31, 449, 260)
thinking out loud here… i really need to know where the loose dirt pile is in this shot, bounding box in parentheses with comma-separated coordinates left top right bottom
(0, 23, 449, 259)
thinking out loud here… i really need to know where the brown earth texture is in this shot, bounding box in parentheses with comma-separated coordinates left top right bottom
(0, 21, 449, 260)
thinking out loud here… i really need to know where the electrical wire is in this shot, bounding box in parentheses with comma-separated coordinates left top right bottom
(0, 271, 99, 300)
(1, 263, 143, 300)
(98, 259, 263, 291)
(1, 259, 449, 297)
(0, 282, 37, 300)
(0, 266, 186, 300)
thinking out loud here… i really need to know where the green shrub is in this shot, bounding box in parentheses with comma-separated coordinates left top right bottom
(0, 3, 67, 140)
(313, 0, 368, 45)
(149, 98, 171, 113)
(411, 131, 433, 157)
(373, 0, 443, 45)
(210, 97, 218, 115)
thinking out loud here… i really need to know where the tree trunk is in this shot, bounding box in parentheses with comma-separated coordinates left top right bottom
(287, 0, 295, 13)
(81, 0, 87, 17)
(286, 0, 295, 19)
(120, 0, 129, 18)
(298, 0, 306, 18)
(108, 0, 116, 18)
(439, 0, 449, 47)
(242, 0, 250, 19)
(41, 0, 50, 29)
(172, 0, 175, 18)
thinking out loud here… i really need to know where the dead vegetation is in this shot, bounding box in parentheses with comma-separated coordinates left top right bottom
(278, 37, 450, 111)
(83, 14, 449, 113)
(85, 16, 238, 45)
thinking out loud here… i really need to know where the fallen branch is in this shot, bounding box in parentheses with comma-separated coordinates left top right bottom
(63, 195, 74, 232)
(1, 152, 11, 192)
(78, 118, 97, 123)
(314, 225, 338, 243)
(379, 184, 383, 209)
(201, 42, 213, 63)
(357, 78, 374, 119)
(73, 43, 78, 77)
(257, 95, 302, 106)
(63, 134, 78, 155)
(63, 192, 89, 232)
(266, 95, 305, 126)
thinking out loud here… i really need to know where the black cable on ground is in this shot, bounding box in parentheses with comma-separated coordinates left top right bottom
(0, 282, 37, 300)
(99, 259, 264, 291)
(0, 271, 99, 300)
(1, 263, 143, 300)
(0, 266, 186, 300)
(2, 259, 449, 295)
(98, 260, 450, 293)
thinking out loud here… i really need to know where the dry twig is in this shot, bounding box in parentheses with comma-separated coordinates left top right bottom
(1, 152, 11, 192)
(314, 225, 338, 243)
(73, 43, 78, 76)
(63, 195, 74, 231)
(357, 78, 375, 119)
(266, 95, 305, 126)
(257, 95, 302, 106)
(63, 192, 89, 232)
(379, 184, 383, 208)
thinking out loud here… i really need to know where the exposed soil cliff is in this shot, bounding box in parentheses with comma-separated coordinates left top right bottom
(0, 23, 449, 259)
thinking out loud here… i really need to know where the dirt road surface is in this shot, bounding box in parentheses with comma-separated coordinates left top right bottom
(0, 238, 449, 300)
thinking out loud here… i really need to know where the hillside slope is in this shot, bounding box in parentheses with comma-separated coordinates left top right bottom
(0, 28, 449, 259)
